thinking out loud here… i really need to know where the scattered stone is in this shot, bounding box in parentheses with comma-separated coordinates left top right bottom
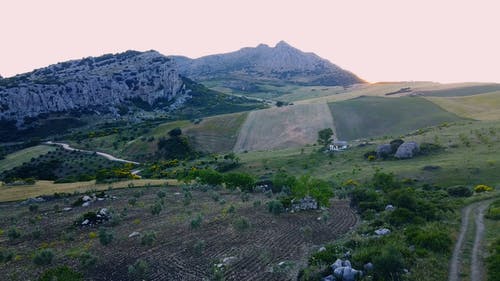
(82, 195, 92, 202)
(395, 141, 420, 159)
(99, 208, 109, 216)
(97, 198, 105, 201)
(128, 231, 140, 238)
(322, 275, 335, 281)
(222, 256, 237, 265)
(20, 197, 45, 205)
(375, 228, 391, 236)
(291, 196, 318, 211)
(82, 202, 91, 207)
(62, 207, 72, 212)
(364, 262, 374, 271)
(318, 246, 326, 252)
(81, 219, 89, 225)
(385, 204, 395, 211)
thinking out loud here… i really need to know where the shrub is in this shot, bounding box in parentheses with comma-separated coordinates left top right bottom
(190, 214, 203, 229)
(0, 249, 14, 263)
(474, 184, 494, 193)
(38, 266, 83, 281)
(373, 172, 400, 191)
(368, 155, 376, 161)
(98, 228, 113, 246)
(241, 193, 250, 202)
(447, 185, 473, 197)
(486, 238, 500, 281)
(268, 200, 284, 215)
(141, 231, 157, 246)
(32, 228, 42, 239)
(128, 259, 149, 280)
(7, 228, 21, 240)
(486, 199, 500, 220)
(233, 217, 250, 231)
(33, 249, 54, 266)
(224, 172, 256, 192)
(150, 202, 162, 216)
(79, 252, 97, 269)
(192, 240, 205, 255)
(407, 225, 452, 252)
(272, 172, 297, 193)
(128, 198, 137, 206)
(157, 190, 166, 199)
(373, 245, 405, 281)
(29, 204, 39, 213)
(193, 169, 224, 186)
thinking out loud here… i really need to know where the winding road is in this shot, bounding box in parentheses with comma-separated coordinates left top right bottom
(448, 198, 495, 281)
(45, 141, 140, 165)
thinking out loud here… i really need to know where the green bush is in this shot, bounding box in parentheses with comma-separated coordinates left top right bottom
(33, 249, 54, 266)
(38, 266, 83, 281)
(7, 227, 21, 240)
(373, 245, 405, 281)
(150, 202, 162, 215)
(233, 217, 250, 231)
(268, 200, 284, 215)
(487, 238, 500, 281)
(192, 169, 224, 186)
(98, 228, 113, 246)
(29, 204, 39, 213)
(141, 231, 157, 246)
(407, 225, 452, 252)
(79, 252, 97, 269)
(272, 172, 297, 193)
(128, 259, 149, 280)
(447, 185, 473, 197)
(373, 172, 401, 191)
(190, 214, 203, 229)
(157, 190, 166, 199)
(224, 173, 255, 192)
(0, 248, 14, 263)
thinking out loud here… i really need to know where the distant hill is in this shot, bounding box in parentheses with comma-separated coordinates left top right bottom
(0, 50, 264, 141)
(171, 41, 364, 94)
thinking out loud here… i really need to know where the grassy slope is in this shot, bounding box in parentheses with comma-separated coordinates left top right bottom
(236, 120, 500, 188)
(329, 96, 465, 140)
(233, 103, 335, 152)
(418, 83, 500, 97)
(0, 145, 56, 172)
(425, 91, 500, 120)
(183, 112, 248, 153)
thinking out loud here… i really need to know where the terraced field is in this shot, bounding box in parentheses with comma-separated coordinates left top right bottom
(425, 91, 500, 120)
(329, 96, 464, 140)
(0, 186, 357, 280)
(233, 103, 335, 152)
(184, 112, 248, 153)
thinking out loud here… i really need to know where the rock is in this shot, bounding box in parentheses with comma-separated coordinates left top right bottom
(318, 246, 326, 252)
(364, 262, 374, 271)
(99, 208, 109, 216)
(81, 219, 89, 225)
(222, 256, 237, 265)
(128, 231, 140, 238)
(385, 204, 395, 211)
(62, 207, 72, 211)
(322, 275, 336, 281)
(375, 228, 391, 236)
(20, 197, 45, 205)
(331, 259, 344, 270)
(97, 198, 105, 201)
(82, 195, 92, 202)
(376, 144, 392, 158)
(395, 141, 420, 159)
(82, 202, 91, 207)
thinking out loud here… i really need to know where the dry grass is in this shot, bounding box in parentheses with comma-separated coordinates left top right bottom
(0, 179, 178, 202)
(425, 91, 500, 120)
(233, 103, 335, 152)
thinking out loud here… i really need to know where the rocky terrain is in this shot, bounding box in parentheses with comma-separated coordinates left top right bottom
(171, 41, 364, 92)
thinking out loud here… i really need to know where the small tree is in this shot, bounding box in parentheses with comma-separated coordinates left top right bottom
(224, 173, 255, 192)
(98, 228, 113, 246)
(141, 231, 157, 246)
(317, 128, 334, 147)
(33, 249, 54, 266)
(128, 259, 149, 280)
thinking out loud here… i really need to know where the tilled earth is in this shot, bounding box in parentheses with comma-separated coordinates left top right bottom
(0, 185, 357, 281)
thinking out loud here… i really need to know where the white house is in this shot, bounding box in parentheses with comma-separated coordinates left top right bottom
(329, 141, 348, 151)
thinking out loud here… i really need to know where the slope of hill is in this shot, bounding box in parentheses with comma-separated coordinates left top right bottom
(425, 91, 500, 120)
(329, 96, 465, 140)
(171, 41, 364, 94)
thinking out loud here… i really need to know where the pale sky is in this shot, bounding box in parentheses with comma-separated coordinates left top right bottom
(1, 0, 499, 83)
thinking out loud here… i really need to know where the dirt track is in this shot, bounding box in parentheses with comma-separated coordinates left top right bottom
(448, 199, 494, 281)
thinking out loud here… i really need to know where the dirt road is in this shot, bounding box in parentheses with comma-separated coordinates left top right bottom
(45, 141, 140, 165)
(448, 199, 494, 281)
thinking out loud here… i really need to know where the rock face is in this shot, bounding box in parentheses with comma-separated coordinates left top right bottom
(395, 141, 420, 159)
(376, 144, 392, 158)
(0, 50, 188, 125)
(171, 41, 364, 90)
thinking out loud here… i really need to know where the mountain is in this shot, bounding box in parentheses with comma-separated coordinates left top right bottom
(0, 50, 264, 141)
(171, 41, 364, 93)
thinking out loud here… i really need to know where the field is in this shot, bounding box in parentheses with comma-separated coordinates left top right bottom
(233, 103, 335, 152)
(328, 96, 465, 140)
(0, 179, 177, 202)
(184, 112, 248, 153)
(425, 91, 500, 120)
(417, 83, 500, 97)
(0, 145, 56, 173)
(0, 185, 357, 281)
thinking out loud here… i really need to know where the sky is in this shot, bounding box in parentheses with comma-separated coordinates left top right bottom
(1, 0, 499, 83)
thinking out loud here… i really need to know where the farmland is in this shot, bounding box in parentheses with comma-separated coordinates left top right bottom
(0, 185, 356, 281)
(233, 103, 335, 152)
(425, 91, 500, 120)
(328, 96, 464, 140)
(0, 145, 56, 172)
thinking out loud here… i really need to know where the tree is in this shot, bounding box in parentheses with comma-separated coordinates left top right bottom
(168, 127, 182, 137)
(317, 128, 334, 147)
(224, 173, 256, 192)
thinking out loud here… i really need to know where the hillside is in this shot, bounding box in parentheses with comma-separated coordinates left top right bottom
(172, 41, 364, 95)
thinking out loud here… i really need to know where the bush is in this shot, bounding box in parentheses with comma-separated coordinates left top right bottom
(486, 199, 500, 220)
(474, 184, 494, 193)
(373, 172, 400, 191)
(38, 266, 83, 281)
(190, 214, 203, 229)
(98, 228, 113, 246)
(486, 238, 500, 281)
(29, 204, 39, 213)
(373, 245, 405, 281)
(157, 190, 166, 199)
(407, 225, 452, 252)
(128, 259, 149, 280)
(141, 231, 157, 246)
(272, 172, 297, 193)
(447, 185, 473, 197)
(0, 249, 14, 263)
(150, 202, 162, 216)
(224, 173, 255, 192)
(267, 200, 284, 215)
(233, 217, 250, 231)
(79, 252, 97, 269)
(7, 227, 21, 240)
(193, 169, 224, 186)
(33, 249, 54, 266)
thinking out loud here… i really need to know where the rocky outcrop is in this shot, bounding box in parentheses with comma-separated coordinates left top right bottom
(171, 41, 364, 89)
(376, 144, 392, 158)
(395, 141, 420, 159)
(0, 50, 188, 126)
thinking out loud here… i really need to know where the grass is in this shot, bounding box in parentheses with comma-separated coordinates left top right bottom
(236, 120, 500, 187)
(233, 103, 335, 152)
(426, 91, 500, 120)
(0, 179, 177, 202)
(418, 83, 500, 97)
(184, 112, 248, 153)
(329, 96, 465, 140)
(0, 145, 56, 172)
